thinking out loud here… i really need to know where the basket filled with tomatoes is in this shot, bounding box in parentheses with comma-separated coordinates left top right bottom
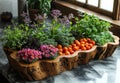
(57, 38, 97, 65)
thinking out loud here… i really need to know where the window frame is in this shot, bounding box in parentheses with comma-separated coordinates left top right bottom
(61, 0, 120, 20)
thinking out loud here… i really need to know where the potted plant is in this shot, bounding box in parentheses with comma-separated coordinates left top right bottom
(0, 11, 13, 22)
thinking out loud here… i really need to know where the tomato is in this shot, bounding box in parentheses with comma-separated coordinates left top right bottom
(59, 48, 63, 52)
(73, 46, 77, 51)
(89, 43, 93, 48)
(75, 41, 81, 46)
(81, 47, 87, 50)
(69, 45, 72, 48)
(76, 46, 79, 50)
(57, 44, 62, 49)
(79, 39, 83, 42)
(86, 45, 91, 50)
(82, 38, 87, 43)
(85, 42, 88, 45)
(72, 43, 76, 47)
(80, 43, 85, 48)
(69, 50, 74, 54)
(74, 40, 78, 43)
(65, 51, 70, 55)
(91, 40, 95, 45)
(59, 52, 63, 55)
(80, 41, 85, 44)
(86, 38, 91, 42)
(68, 47, 73, 51)
(63, 47, 68, 51)
(73, 46, 79, 51)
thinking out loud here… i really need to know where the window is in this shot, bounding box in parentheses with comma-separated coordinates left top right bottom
(76, 0, 114, 12)
(88, 0, 98, 7)
(76, 0, 86, 3)
(100, 0, 114, 12)
(62, 0, 120, 20)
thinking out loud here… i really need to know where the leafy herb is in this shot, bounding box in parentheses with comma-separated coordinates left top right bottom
(71, 13, 114, 45)
(1, 26, 26, 50)
(90, 31, 114, 45)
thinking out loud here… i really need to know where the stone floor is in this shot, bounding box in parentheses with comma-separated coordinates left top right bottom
(0, 23, 120, 83)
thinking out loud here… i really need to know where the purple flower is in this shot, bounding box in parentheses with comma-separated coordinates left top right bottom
(59, 15, 70, 26)
(20, 11, 33, 25)
(40, 45, 48, 51)
(39, 45, 58, 59)
(51, 9, 62, 18)
(35, 14, 44, 21)
(23, 17, 31, 24)
(65, 19, 70, 26)
(34, 14, 47, 24)
(20, 11, 28, 17)
(30, 24, 36, 28)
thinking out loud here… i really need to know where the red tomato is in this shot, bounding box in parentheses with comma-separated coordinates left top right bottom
(73, 46, 79, 51)
(79, 39, 83, 42)
(82, 38, 87, 43)
(76, 41, 81, 46)
(57, 44, 62, 49)
(91, 40, 95, 45)
(69, 49, 74, 54)
(59, 52, 63, 55)
(65, 51, 70, 55)
(80, 43, 85, 48)
(80, 41, 85, 44)
(86, 45, 91, 50)
(69, 45, 72, 48)
(59, 48, 63, 52)
(63, 47, 68, 51)
(68, 47, 73, 51)
(86, 38, 91, 42)
(89, 43, 93, 48)
(72, 43, 76, 47)
(81, 47, 87, 50)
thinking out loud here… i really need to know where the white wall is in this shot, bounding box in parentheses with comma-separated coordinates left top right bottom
(0, 0, 18, 17)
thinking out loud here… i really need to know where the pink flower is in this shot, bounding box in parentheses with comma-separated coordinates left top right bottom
(39, 45, 58, 59)
(17, 48, 42, 63)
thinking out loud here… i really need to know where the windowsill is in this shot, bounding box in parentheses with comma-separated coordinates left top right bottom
(55, 1, 120, 26)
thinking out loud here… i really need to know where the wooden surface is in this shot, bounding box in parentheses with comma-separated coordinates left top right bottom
(9, 46, 97, 81)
